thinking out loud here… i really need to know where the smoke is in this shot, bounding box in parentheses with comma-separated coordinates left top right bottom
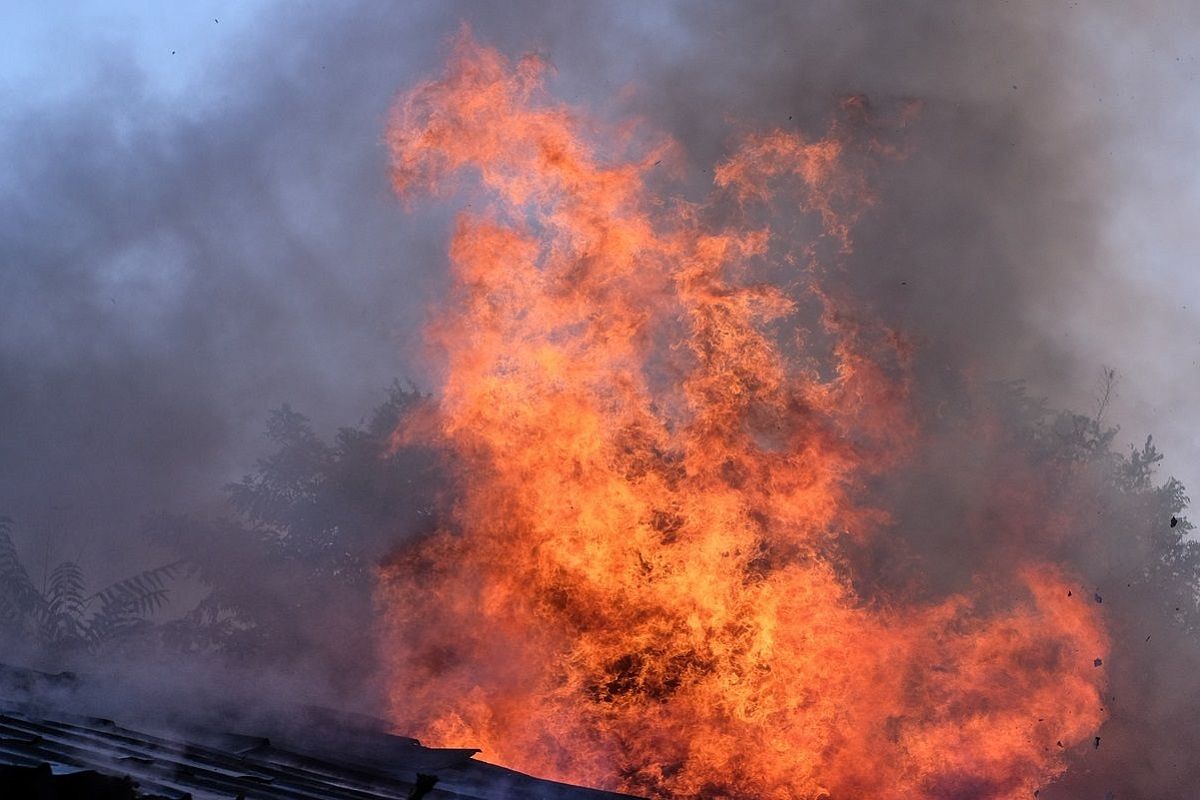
(7, 1, 1190, 560)
(1, 0, 1197, 795)
(0, 3, 448, 578)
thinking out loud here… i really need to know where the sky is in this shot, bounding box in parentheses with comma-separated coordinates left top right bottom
(1, 1, 1198, 579)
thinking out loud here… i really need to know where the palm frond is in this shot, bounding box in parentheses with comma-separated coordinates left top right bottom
(97, 586, 173, 619)
(90, 560, 190, 614)
(0, 518, 41, 611)
(83, 560, 192, 648)
(41, 561, 88, 644)
(46, 562, 86, 614)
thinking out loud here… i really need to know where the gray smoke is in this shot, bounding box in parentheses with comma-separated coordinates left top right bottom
(2, 1, 1197, 795)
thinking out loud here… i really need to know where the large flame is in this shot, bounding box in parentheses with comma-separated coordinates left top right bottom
(377, 34, 1107, 799)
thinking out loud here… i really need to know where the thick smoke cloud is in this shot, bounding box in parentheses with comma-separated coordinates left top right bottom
(1, 4, 446, 574)
(4, 2, 1192, 571)
(1, 0, 1196, 794)
(0, 2, 1175, 576)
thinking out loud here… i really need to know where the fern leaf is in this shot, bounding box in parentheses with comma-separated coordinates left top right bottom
(0, 519, 40, 610)
(90, 560, 189, 615)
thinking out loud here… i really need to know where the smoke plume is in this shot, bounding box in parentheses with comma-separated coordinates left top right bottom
(2, 2, 1197, 796)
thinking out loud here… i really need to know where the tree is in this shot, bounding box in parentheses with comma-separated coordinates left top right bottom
(149, 382, 444, 691)
(11, 371, 1180, 795)
(858, 379, 1199, 799)
(0, 517, 189, 662)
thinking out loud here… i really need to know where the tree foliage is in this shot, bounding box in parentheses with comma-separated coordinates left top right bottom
(2, 374, 1196, 793)
(886, 380, 1200, 798)
(148, 382, 442, 686)
(0, 517, 189, 659)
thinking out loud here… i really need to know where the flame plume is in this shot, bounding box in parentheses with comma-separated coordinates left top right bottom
(377, 34, 1107, 800)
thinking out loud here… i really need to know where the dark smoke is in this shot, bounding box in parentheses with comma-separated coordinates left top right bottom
(2, 1, 1196, 795)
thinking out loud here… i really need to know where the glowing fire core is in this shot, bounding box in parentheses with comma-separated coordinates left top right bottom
(377, 34, 1106, 800)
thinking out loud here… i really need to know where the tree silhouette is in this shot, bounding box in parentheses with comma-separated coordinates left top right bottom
(6, 374, 1196, 794)
(854, 379, 1199, 798)
(149, 382, 443, 690)
(0, 517, 189, 660)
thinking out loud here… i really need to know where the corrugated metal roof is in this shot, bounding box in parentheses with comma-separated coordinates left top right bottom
(0, 667, 639, 800)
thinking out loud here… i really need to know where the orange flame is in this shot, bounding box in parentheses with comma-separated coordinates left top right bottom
(377, 33, 1106, 799)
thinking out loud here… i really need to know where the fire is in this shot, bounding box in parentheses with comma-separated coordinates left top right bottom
(377, 33, 1107, 799)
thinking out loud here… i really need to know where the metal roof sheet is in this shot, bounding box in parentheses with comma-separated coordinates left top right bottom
(0, 666, 639, 800)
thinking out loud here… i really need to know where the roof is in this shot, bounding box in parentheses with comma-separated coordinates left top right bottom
(0, 665, 639, 800)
